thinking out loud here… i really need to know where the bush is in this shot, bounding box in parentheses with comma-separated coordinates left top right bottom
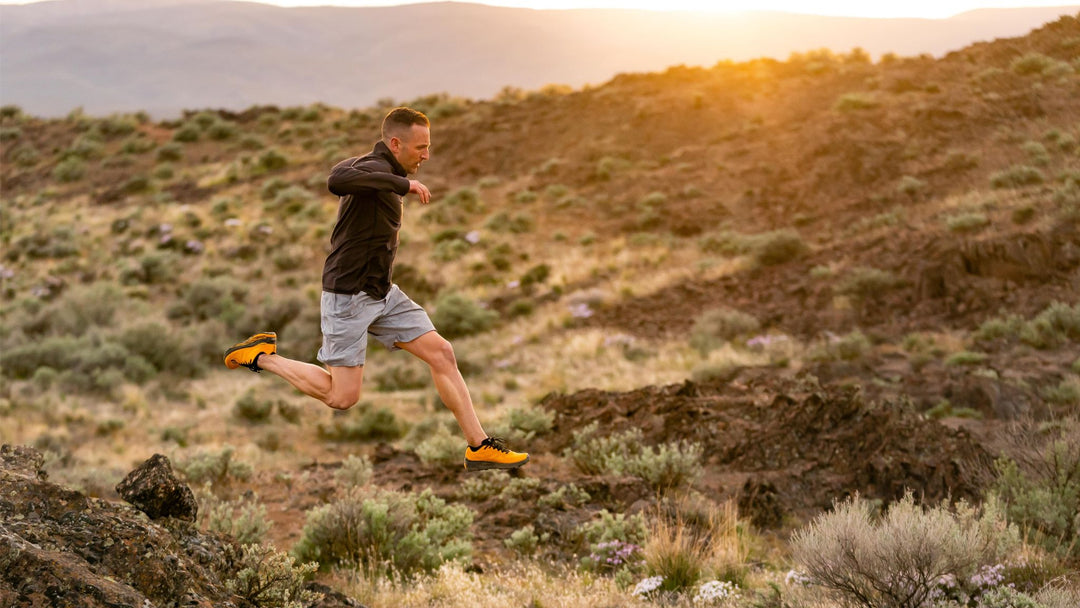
(178, 446, 253, 487)
(689, 308, 761, 355)
(810, 329, 872, 362)
(413, 425, 461, 465)
(1011, 52, 1056, 76)
(225, 544, 320, 608)
(206, 494, 272, 545)
(504, 525, 542, 556)
(52, 158, 86, 182)
(990, 165, 1044, 189)
(430, 292, 497, 339)
(317, 404, 406, 442)
(989, 419, 1080, 558)
(791, 492, 1020, 608)
(565, 423, 702, 490)
(945, 212, 991, 233)
(944, 350, 988, 366)
(234, 388, 275, 423)
(897, 175, 927, 198)
(643, 501, 743, 594)
(834, 93, 879, 112)
(976, 302, 1080, 350)
(334, 454, 374, 488)
(836, 267, 899, 301)
(292, 486, 473, 580)
(258, 148, 289, 172)
(173, 125, 200, 142)
(752, 229, 808, 265)
(156, 143, 183, 162)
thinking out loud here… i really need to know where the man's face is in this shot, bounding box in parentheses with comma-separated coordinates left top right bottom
(390, 124, 431, 175)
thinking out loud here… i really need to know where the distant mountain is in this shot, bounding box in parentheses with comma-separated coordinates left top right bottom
(1, 0, 1078, 117)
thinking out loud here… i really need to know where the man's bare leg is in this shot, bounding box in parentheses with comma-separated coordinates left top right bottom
(396, 331, 486, 446)
(258, 354, 364, 411)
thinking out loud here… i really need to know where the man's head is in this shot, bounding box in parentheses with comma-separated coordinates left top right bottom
(381, 107, 430, 174)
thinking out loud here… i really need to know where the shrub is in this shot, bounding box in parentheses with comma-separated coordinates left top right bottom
(834, 92, 879, 112)
(643, 501, 743, 594)
(413, 425, 461, 465)
(234, 388, 275, 423)
(791, 493, 1020, 608)
(836, 267, 899, 301)
(207, 120, 238, 141)
(811, 329, 872, 362)
(267, 186, 314, 215)
(1042, 377, 1080, 405)
(430, 292, 497, 339)
(485, 211, 534, 234)
(375, 360, 428, 391)
(206, 494, 272, 545)
(317, 405, 405, 442)
(225, 544, 320, 608)
(52, 158, 86, 183)
(156, 143, 183, 162)
(689, 308, 761, 355)
(173, 124, 200, 142)
(946, 211, 991, 233)
(752, 229, 808, 265)
(988, 419, 1079, 559)
(291, 487, 473, 580)
(505, 525, 543, 556)
(537, 483, 590, 509)
(565, 423, 702, 490)
(990, 165, 1044, 189)
(944, 350, 989, 366)
(1011, 52, 1056, 76)
(334, 454, 374, 488)
(258, 148, 289, 172)
(897, 175, 927, 198)
(178, 446, 253, 487)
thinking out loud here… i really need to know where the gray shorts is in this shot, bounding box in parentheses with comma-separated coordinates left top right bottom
(317, 284, 435, 367)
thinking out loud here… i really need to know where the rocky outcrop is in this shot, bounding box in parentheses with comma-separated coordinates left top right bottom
(0, 446, 364, 608)
(116, 453, 198, 522)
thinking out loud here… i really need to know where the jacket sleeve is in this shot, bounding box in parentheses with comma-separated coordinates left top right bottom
(327, 157, 411, 197)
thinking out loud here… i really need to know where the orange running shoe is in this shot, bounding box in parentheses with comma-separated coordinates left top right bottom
(464, 437, 529, 471)
(224, 332, 277, 372)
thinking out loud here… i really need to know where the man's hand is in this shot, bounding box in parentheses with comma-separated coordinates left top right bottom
(409, 180, 431, 204)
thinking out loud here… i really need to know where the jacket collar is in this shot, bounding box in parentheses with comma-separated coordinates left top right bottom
(373, 140, 408, 177)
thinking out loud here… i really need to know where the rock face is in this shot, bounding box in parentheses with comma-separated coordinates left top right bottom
(116, 453, 198, 522)
(0, 445, 365, 608)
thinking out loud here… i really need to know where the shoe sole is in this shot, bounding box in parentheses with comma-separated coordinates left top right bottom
(224, 335, 277, 369)
(463, 455, 529, 472)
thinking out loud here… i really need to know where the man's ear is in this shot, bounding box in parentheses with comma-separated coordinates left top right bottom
(387, 136, 401, 153)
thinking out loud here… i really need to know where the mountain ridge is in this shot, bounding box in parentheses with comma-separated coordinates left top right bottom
(2, 0, 1078, 117)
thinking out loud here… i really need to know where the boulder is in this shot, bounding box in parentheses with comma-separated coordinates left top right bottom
(116, 453, 198, 522)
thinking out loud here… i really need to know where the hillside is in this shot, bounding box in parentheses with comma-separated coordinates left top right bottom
(1, 13, 1080, 607)
(1, 0, 1079, 116)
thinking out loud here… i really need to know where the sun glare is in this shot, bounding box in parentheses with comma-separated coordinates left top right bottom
(248, 0, 1067, 20)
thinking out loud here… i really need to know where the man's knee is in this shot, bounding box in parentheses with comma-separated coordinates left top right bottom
(325, 386, 362, 411)
(428, 337, 457, 370)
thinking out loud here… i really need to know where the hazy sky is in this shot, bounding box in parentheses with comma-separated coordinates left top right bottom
(0, 0, 1074, 19)
(249, 1, 1072, 19)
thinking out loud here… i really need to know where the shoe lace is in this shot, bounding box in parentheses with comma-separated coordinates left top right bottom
(483, 436, 510, 453)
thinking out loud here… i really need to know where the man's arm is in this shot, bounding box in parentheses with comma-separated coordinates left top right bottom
(327, 157, 411, 197)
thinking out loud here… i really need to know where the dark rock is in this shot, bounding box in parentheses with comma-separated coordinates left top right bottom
(0, 447, 240, 607)
(1, 444, 47, 480)
(116, 453, 198, 522)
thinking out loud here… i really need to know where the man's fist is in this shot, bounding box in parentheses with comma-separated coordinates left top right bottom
(409, 180, 431, 204)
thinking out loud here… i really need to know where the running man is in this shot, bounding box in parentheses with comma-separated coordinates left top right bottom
(224, 107, 528, 471)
